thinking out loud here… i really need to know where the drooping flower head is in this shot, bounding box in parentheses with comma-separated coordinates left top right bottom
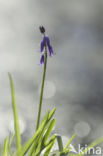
(39, 26, 54, 64)
(40, 54, 44, 64)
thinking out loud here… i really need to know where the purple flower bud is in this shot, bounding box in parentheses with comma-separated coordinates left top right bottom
(40, 54, 45, 64)
(39, 26, 45, 34)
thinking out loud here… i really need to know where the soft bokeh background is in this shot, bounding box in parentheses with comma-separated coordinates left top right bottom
(0, 0, 103, 154)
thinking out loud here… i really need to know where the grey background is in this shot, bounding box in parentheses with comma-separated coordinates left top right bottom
(0, 0, 103, 154)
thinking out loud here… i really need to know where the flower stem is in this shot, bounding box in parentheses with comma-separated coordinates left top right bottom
(36, 45, 48, 130)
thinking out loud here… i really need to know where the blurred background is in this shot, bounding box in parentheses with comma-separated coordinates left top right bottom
(0, 0, 103, 154)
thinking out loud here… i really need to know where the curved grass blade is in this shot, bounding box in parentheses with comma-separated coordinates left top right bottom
(8, 73, 21, 152)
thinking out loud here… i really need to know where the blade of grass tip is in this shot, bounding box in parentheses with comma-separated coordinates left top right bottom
(41, 111, 50, 124)
(3, 138, 8, 156)
(8, 73, 21, 152)
(40, 108, 56, 129)
(48, 108, 56, 122)
(64, 134, 76, 150)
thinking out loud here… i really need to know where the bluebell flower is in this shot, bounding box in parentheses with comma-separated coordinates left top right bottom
(40, 54, 45, 64)
(39, 26, 54, 64)
(40, 36, 54, 57)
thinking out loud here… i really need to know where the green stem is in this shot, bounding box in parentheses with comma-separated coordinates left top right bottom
(36, 45, 48, 130)
(56, 135, 64, 152)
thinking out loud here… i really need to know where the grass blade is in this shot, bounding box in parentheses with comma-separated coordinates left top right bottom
(8, 135, 15, 154)
(34, 120, 56, 156)
(56, 135, 64, 152)
(29, 109, 56, 156)
(19, 112, 49, 156)
(48, 108, 56, 122)
(64, 134, 76, 150)
(44, 137, 56, 156)
(8, 73, 21, 152)
(43, 119, 56, 145)
(46, 135, 56, 147)
(3, 138, 8, 156)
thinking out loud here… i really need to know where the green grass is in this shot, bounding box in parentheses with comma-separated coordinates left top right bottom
(0, 74, 103, 156)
